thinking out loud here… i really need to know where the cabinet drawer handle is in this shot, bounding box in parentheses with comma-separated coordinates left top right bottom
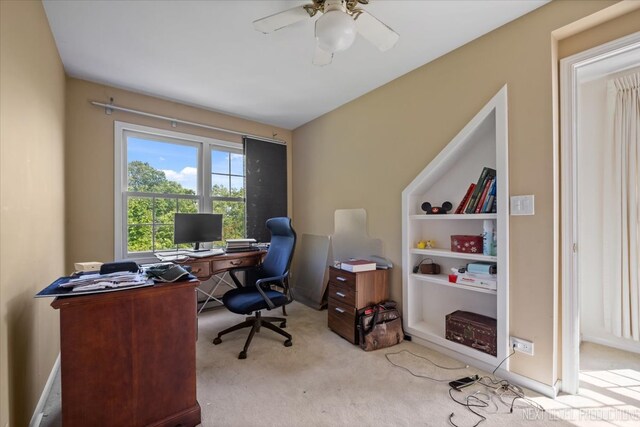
(193, 268, 202, 274)
(334, 307, 345, 314)
(230, 260, 243, 266)
(336, 276, 347, 282)
(335, 291, 346, 298)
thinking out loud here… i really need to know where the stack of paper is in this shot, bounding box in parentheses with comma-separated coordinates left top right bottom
(340, 259, 377, 273)
(225, 238, 259, 253)
(59, 271, 151, 292)
(456, 272, 497, 291)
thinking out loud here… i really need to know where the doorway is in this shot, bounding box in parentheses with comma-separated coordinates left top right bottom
(560, 32, 640, 395)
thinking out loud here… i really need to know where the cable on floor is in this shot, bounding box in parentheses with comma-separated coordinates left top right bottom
(384, 349, 469, 382)
(447, 346, 546, 426)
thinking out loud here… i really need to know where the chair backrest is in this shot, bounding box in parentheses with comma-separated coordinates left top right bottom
(260, 217, 296, 279)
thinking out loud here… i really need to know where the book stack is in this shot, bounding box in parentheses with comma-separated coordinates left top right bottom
(451, 262, 497, 291)
(340, 259, 377, 273)
(454, 167, 497, 214)
(225, 238, 258, 253)
(454, 271, 497, 291)
(456, 272, 497, 291)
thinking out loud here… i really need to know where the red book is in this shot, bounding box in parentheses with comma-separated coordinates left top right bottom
(475, 177, 494, 213)
(455, 183, 476, 214)
(466, 167, 496, 213)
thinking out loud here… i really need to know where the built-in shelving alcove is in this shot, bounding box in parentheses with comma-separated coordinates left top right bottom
(401, 86, 509, 367)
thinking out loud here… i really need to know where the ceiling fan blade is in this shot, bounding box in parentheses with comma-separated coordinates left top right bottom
(354, 10, 399, 52)
(253, 6, 311, 34)
(313, 45, 333, 66)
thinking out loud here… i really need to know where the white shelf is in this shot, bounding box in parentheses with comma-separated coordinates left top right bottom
(412, 273, 497, 295)
(410, 214, 497, 220)
(411, 248, 497, 262)
(407, 321, 498, 364)
(402, 86, 509, 369)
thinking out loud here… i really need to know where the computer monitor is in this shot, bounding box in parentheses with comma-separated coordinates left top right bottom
(174, 213, 223, 251)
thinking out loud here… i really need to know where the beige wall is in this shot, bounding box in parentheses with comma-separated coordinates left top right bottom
(65, 78, 293, 271)
(292, 0, 640, 386)
(0, 1, 66, 426)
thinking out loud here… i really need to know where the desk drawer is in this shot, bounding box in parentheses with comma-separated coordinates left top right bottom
(328, 298, 357, 344)
(329, 268, 355, 287)
(210, 256, 258, 275)
(328, 281, 355, 306)
(188, 262, 210, 279)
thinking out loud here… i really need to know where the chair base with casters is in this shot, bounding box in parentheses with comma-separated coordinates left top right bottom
(213, 310, 292, 359)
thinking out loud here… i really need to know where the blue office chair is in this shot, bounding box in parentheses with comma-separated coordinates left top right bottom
(213, 217, 297, 359)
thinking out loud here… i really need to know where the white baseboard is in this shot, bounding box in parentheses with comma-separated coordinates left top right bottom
(409, 335, 558, 398)
(582, 335, 640, 355)
(496, 367, 559, 398)
(29, 354, 60, 427)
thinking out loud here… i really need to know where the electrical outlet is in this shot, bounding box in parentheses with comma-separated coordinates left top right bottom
(510, 336, 534, 355)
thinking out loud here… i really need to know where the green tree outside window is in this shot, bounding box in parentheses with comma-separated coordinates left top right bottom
(127, 161, 245, 252)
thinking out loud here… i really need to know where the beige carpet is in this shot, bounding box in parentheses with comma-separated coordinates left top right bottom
(40, 302, 640, 426)
(196, 302, 561, 427)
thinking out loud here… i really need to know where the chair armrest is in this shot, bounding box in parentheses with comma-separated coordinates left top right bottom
(255, 272, 289, 309)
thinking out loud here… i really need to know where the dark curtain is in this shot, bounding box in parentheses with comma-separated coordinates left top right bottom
(244, 137, 287, 243)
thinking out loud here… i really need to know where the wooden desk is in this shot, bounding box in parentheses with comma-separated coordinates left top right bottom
(174, 251, 265, 311)
(52, 280, 201, 427)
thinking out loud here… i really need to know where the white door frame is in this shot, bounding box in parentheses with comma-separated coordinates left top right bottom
(560, 31, 640, 395)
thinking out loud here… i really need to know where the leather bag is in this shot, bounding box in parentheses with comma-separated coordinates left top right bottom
(357, 301, 404, 351)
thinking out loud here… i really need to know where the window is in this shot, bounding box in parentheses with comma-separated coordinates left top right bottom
(211, 149, 245, 241)
(115, 122, 244, 260)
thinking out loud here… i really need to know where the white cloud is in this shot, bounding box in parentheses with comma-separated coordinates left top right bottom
(162, 167, 197, 191)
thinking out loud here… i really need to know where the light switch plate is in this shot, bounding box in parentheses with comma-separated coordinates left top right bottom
(510, 195, 535, 215)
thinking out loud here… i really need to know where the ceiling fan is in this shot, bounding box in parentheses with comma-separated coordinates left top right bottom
(253, 0, 399, 66)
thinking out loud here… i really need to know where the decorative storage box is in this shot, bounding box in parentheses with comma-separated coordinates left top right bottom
(450, 235, 483, 254)
(445, 310, 497, 356)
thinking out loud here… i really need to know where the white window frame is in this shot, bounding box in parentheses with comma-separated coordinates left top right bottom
(114, 121, 241, 262)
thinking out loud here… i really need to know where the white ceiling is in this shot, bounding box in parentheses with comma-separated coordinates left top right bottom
(43, 0, 548, 130)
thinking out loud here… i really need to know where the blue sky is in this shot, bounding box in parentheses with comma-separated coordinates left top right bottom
(128, 136, 244, 192)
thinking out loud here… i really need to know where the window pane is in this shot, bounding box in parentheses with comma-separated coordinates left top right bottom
(177, 199, 198, 213)
(230, 153, 244, 176)
(211, 174, 229, 196)
(127, 136, 197, 194)
(212, 150, 229, 174)
(128, 225, 152, 253)
(213, 201, 245, 242)
(154, 225, 175, 250)
(153, 198, 177, 226)
(129, 196, 199, 253)
(230, 176, 245, 197)
(128, 196, 153, 226)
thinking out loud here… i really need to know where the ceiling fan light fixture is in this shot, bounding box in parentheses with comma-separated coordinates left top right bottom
(315, 10, 357, 53)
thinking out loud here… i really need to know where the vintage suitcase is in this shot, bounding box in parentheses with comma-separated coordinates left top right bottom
(450, 235, 483, 254)
(445, 310, 497, 356)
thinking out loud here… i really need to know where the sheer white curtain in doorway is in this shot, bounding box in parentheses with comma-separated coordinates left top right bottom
(603, 72, 640, 342)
